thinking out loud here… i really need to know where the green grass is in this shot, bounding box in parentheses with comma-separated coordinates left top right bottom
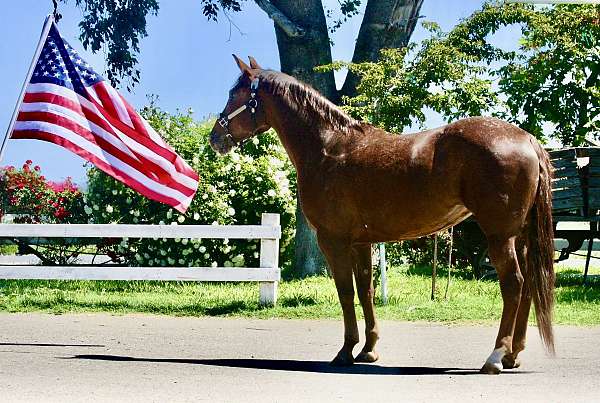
(0, 265, 599, 325)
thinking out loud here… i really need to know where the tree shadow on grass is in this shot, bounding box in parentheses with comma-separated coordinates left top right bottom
(68, 354, 495, 376)
(556, 285, 600, 303)
(404, 265, 484, 281)
(279, 295, 319, 307)
(202, 301, 255, 316)
(556, 271, 600, 288)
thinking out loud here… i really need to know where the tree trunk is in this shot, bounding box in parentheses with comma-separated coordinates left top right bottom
(270, 0, 336, 277)
(340, 0, 424, 99)
(256, 0, 424, 277)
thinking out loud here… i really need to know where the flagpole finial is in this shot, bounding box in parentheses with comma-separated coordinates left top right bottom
(52, 0, 62, 23)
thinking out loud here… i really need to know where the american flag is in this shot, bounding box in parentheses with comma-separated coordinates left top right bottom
(10, 21, 199, 213)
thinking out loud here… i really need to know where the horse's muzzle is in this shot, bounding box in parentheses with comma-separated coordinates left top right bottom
(209, 130, 234, 155)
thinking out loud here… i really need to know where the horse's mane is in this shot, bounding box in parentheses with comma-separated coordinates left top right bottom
(256, 70, 363, 133)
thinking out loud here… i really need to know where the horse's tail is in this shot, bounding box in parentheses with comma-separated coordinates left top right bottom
(526, 139, 555, 354)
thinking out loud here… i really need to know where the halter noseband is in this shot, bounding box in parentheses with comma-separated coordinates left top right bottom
(218, 77, 260, 148)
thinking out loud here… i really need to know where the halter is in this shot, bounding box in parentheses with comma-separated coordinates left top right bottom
(218, 77, 260, 148)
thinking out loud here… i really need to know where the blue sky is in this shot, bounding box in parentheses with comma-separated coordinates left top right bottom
(0, 0, 512, 184)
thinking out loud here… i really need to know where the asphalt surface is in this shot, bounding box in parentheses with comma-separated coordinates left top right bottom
(0, 313, 598, 402)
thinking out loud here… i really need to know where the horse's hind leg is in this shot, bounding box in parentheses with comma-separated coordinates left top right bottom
(481, 235, 524, 374)
(353, 244, 380, 363)
(317, 235, 359, 366)
(502, 238, 531, 369)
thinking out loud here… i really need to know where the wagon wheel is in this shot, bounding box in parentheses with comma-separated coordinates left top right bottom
(473, 247, 496, 280)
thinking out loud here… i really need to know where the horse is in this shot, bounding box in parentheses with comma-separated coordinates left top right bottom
(209, 55, 555, 374)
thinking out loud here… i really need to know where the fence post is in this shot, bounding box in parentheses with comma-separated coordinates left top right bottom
(259, 213, 279, 306)
(379, 243, 388, 305)
(431, 233, 438, 301)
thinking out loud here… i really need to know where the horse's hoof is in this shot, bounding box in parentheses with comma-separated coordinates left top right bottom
(501, 356, 521, 369)
(330, 353, 354, 366)
(355, 351, 379, 363)
(480, 362, 502, 375)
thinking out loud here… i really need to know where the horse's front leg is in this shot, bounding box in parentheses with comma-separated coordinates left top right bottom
(318, 235, 359, 366)
(353, 244, 380, 363)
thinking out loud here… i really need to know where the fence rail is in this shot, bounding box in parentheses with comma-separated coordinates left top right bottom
(0, 213, 281, 305)
(0, 223, 280, 239)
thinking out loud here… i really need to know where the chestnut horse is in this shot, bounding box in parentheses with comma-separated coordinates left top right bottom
(210, 55, 555, 374)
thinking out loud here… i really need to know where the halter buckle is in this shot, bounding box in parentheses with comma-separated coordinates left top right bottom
(218, 116, 228, 128)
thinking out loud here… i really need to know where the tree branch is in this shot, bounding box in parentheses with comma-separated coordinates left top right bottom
(254, 0, 305, 38)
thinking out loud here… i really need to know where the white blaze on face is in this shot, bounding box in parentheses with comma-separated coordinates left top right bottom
(485, 347, 506, 372)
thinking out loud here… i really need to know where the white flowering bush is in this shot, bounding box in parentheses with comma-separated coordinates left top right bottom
(84, 104, 296, 270)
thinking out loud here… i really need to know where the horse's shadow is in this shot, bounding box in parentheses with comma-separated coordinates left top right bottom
(68, 354, 487, 376)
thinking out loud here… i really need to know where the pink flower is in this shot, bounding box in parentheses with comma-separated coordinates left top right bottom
(25, 160, 32, 165)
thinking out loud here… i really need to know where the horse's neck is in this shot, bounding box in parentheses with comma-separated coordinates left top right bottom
(265, 96, 329, 169)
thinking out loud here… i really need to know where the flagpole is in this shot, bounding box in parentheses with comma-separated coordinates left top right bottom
(0, 15, 55, 164)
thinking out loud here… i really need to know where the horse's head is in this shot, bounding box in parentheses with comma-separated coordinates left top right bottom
(209, 55, 271, 154)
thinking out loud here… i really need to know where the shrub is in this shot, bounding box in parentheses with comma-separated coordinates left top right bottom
(0, 161, 86, 264)
(83, 105, 297, 272)
(0, 160, 85, 224)
(385, 220, 487, 277)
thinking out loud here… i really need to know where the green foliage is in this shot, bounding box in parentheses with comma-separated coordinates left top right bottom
(325, 2, 600, 146)
(84, 104, 296, 272)
(325, 0, 362, 34)
(65, 0, 159, 89)
(385, 220, 487, 277)
(199, 0, 243, 21)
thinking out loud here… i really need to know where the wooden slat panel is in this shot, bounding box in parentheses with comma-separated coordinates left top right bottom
(552, 159, 578, 169)
(553, 215, 595, 222)
(587, 195, 600, 210)
(576, 147, 600, 158)
(0, 266, 281, 282)
(587, 177, 600, 187)
(552, 198, 584, 211)
(552, 177, 581, 189)
(0, 224, 281, 240)
(585, 163, 600, 173)
(551, 188, 583, 200)
(549, 148, 577, 159)
(552, 167, 579, 178)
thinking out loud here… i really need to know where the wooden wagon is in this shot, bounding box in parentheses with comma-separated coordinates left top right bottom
(550, 147, 600, 283)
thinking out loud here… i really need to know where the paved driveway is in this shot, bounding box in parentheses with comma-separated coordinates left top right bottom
(0, 313, 598, 402)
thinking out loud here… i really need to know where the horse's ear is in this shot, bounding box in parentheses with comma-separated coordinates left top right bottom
(248, 56, 262, 70)
(233, 54, 252, 76)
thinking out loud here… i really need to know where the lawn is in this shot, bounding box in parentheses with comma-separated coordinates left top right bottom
(0, 265, 598, 325)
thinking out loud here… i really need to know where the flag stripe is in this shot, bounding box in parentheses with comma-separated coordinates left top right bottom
(13, 122, 194, 208)
(87, 89, 201, 182)
(15, 111, 197, 198)
(93, 82, 122, 125)
(26, 83, 199, 182)
(103, 83, 134, 128)
(22, 88, 199, 189)
(18, 101, 137, 159)
(12, 130, 190, 213)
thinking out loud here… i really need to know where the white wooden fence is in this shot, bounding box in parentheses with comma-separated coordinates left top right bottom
(0, 213, 281, 305)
